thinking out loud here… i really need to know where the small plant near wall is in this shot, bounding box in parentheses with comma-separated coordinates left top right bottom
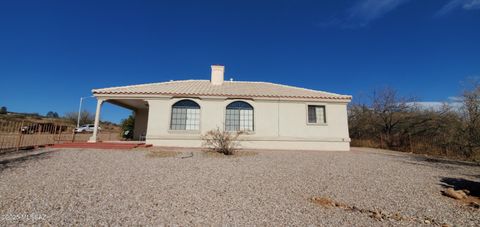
(202, 127, 243, 155)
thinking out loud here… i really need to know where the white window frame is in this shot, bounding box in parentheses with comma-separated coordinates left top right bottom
(168, 99, 201, 133)
(306, 104, 327, 125)
(224, 100, 255, 133)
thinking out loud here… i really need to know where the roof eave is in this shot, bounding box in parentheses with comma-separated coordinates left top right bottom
(92, 92, 352, 103)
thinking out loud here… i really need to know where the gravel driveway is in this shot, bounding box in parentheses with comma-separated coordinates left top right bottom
(1, 147, 479, 226)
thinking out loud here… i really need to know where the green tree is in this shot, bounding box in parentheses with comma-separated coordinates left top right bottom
(120, 114, 135, 132)
(0, 106, 7, 114)
(46, 111, 59, 118)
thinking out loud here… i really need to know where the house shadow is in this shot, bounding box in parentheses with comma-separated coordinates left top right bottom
(439, 177, 480, 197)
(0, 150, 54, 172)
(397, 155, 480, 172)
(468, 174, 480, 179)
(412, 156, 480, 167)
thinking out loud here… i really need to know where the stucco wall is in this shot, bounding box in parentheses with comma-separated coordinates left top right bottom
(145, 98, 350, 151)
(133, 108, 149, 140)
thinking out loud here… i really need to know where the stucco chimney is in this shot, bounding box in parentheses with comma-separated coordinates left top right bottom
(210, 65, 224, 85)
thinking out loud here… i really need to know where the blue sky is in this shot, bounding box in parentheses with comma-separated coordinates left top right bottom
(0, 0, 479, 123)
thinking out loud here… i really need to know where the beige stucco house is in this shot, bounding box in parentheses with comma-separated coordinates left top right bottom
(89, 65, 352, 151)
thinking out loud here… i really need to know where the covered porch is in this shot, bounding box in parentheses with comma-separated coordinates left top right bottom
(88, 98, 149, 143)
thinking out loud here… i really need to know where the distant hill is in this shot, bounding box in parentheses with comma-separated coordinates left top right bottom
(0, 112, 120, 132)
(0, 112, 72, 124)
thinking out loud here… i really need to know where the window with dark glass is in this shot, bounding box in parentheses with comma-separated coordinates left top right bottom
(170, 100, 200, 130)
(308, 105, 326, 124)
(225, 101, 254, 131)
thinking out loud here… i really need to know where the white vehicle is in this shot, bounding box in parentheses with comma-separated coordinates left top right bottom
(74, 124, 101, 133)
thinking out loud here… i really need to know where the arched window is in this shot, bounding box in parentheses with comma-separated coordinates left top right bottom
(170, 100, 200, 130)
(225, 101, 254, 131)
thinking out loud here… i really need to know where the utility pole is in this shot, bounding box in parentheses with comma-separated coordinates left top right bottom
(77, 96, 94, 128)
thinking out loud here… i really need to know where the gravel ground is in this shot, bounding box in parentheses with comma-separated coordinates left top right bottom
(0, 147, 479, 226)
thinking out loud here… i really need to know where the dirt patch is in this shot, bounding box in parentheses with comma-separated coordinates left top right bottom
(146, 151, 178, 158)
(311, 196, 445, 225)
(0, 149, 55, 172)
(143, 148, 258, 159)
(311, 196, 347, 208)
(141, 148, 180, 158)
(201, 149, 258, 158)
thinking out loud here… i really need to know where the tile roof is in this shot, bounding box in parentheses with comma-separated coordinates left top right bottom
(92, 80, 352, 101)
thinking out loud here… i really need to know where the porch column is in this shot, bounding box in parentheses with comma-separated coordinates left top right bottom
(88, 99, 104, 143)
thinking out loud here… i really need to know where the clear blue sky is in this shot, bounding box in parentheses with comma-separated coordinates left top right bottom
(1, 0, 479, 123)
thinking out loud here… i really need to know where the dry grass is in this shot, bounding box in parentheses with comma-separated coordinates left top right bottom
(352, 139, 480, 162)
(350, 139, 382, 149)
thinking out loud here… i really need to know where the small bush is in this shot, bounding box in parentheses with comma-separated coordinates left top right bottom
(202, 127, 243, 155)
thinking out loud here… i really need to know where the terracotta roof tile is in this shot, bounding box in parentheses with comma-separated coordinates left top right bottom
(92, 80, 352, 101)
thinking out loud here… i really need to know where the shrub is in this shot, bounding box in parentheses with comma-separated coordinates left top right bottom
(202, 127, 243, 155)
(120, 114, 135, 132)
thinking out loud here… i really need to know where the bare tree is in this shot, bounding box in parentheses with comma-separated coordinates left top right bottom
(458, 78, 480, 157)
(348, 82, 480, 161)
(64, 110, 95, 126)
(371, 87, 413, 148)
(348, 103, 376, 140)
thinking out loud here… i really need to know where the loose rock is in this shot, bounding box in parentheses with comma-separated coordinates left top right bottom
(443, 188, 467, 200)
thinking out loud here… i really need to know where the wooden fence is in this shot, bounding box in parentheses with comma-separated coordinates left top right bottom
(0, 120, 120, 153)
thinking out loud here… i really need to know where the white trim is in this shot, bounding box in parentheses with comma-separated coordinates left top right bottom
(223, 99, 256, 133)
(94, 93, 350, 103)
(167, 130, 201, 134)
(146, 135, 351, 142)
(305, 103, 328, 126)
